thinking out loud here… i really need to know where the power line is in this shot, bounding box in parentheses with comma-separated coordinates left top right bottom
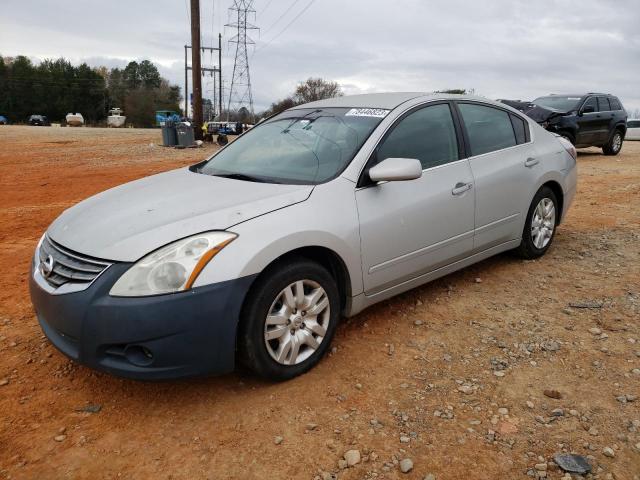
(255, 0, 315, 54)
(260, 0, 302, 37)
(259, 0, 276, 17)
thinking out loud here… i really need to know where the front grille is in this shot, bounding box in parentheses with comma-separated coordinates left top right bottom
(39, 236, 111, 289)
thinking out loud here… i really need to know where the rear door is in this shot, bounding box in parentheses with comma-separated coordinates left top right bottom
(596, 96, 615, 144)
(355, 102, 475, 295)
(456, 102, 540, 251)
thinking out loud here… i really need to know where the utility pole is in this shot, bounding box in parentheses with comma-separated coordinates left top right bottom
(184, 27, 223, 124)
(227, 0, 257, 122)
(190, 0, 203, 140)
(219, 33, 223, 121)
(184, 45, 189, 118)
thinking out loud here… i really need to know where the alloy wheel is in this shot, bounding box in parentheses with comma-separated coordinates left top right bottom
(612, 132, 622, 153)
(264, 280, 331, 366)
(531, 198, 556, 249)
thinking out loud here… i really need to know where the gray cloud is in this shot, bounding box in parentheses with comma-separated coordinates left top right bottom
(1, 0, 639, 113)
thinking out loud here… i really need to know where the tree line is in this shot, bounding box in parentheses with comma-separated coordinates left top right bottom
(0, 55, 180, 127)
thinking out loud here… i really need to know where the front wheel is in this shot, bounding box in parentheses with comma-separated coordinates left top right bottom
(515, 186, 558, 259)
(603, 130, 623, 156)
(237, 258, 340, 381)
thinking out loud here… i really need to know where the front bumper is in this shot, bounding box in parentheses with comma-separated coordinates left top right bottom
(29, 259, 256, 380)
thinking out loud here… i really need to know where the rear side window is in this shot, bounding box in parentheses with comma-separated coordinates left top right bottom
(458, 103, 516, 156)
(598, 97, 611, 112)
(509, 114, 529, 144)
(375, 104, 459, 170)
(628, 120, 640, 128)
(610, 97, 622, 110)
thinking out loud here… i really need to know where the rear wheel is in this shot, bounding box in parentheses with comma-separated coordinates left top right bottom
(603, 129, 623, 156)
(217, 134, 228, 146)
(515, 186, 558, 259)
(237, 258, 340, 380)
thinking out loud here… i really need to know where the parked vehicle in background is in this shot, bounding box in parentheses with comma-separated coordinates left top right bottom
(107, 108, 126, 128)
(527, 94, 627, 155)
(65, 113, 84, 127)
(30, 93, 577, 381)
(156, 110, 181, 127)
(28, 115, 50, 126)
(0, 115, 8, 125)
(626, 119, 640, 140)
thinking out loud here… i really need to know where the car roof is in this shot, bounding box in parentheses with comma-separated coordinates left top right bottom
(292, 92, 501, 111)
(538, 93, 615, 98)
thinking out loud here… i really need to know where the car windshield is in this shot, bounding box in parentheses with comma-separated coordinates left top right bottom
(532, 96, 582, 112)
(197, 107, 388, 184)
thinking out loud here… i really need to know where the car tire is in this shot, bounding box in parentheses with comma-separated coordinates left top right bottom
(514, 186, 559, 260)
(603, 129, 623, 156)
(237, 257, 340, 381)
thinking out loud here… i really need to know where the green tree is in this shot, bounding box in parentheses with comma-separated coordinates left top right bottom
(138, 60, 161, 89)
(123, 61, 141, 89)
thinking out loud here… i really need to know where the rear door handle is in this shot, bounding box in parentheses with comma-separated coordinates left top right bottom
(525, 157, 539, 168)
(452, 182, 473, 196)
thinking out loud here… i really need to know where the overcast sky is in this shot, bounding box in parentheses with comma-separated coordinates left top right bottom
(1, 0, 639, 113)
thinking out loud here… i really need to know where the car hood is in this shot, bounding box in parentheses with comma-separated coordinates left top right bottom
(499, 99, 570, 124)
(47, 168, 313, 261)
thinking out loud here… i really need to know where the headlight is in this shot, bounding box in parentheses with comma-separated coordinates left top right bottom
(109, 231, 237, 297)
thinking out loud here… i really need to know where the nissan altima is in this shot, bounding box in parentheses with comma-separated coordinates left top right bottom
(30, 93, 577, 380)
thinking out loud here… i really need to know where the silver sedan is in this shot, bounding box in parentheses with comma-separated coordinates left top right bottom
(30, 93, 577, 380)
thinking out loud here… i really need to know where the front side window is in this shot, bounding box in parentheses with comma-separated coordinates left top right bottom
(458, 103, 516, 156)
(582, 97, 598, 112)
(374, 104, 459, 170)
(598, 97, 611, 112)
(197, 107, 386, 184)
(628, 120, 640, 128)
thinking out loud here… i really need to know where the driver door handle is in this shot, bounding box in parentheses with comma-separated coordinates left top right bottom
(452, 182, 473, 196)
(525, 157, 539, 168)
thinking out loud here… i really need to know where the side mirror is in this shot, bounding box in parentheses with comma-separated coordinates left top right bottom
(581, 105, 595, 115)
(368, 157, 422, 183)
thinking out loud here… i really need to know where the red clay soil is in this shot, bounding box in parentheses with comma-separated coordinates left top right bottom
(0, 126, 638, 479)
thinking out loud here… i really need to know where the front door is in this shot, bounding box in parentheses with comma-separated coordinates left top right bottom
(356, 103, 475, 295)
(576, 96, 600, 145)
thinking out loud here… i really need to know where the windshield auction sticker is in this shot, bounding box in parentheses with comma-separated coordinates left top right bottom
(345, 108, 390, 118)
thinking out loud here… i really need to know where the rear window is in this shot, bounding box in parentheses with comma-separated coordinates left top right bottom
(610, 97, 622, 110)
(458, 103, 516, 156)
(509, 114, 528, 144)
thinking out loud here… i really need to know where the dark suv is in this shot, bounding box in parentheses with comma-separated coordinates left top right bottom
(526, 94, 627, 155)
(28, 115, 50, 126)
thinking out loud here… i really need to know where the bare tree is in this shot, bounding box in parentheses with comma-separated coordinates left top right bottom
(294, 78, 343, 104)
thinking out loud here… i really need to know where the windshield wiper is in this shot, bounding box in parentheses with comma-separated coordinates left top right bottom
(214, 173, 275, 183)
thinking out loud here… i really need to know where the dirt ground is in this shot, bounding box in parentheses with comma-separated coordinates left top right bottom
(0, 125, 638, 480)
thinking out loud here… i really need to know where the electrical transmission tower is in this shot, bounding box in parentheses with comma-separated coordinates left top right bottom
(226, 0, 258, 121)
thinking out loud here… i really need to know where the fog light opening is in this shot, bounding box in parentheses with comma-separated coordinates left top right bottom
(124, 345, 154, 367)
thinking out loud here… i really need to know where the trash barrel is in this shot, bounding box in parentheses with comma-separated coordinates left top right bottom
(161, 121, 177, 147)
(176, 123, 195, 148)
